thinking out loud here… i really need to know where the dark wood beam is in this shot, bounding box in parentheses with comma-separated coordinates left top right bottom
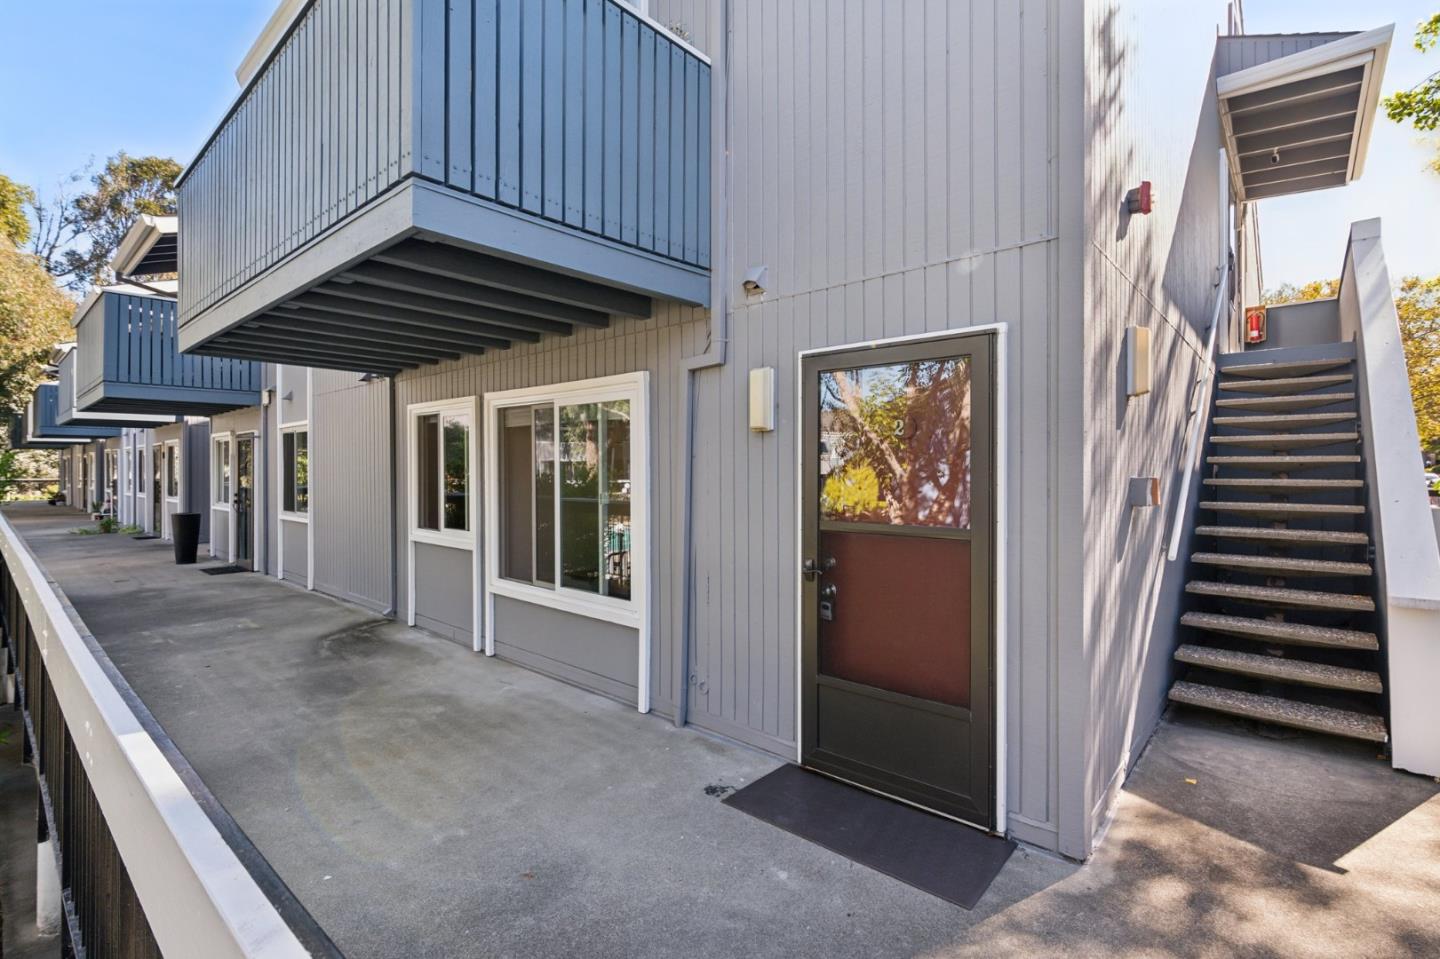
(286, 292, 534, 345)
(375, 239, 652, 318)
(318, 277, 576, 335)
(193, 342, 404, 376)
(335, 262, 604, 328)
(253, 310, 503, 354)
(238, 322, 466, 364)
(227, 328, 455, 365)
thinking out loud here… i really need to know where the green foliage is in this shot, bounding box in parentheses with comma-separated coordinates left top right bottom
(1383, 15, 1440, 174)
(0, 244, 75, 415)
(29, 152, 181, 291)
(0, 172, 34, 246)
(1396, 276, 1440, 453)
(1262, 279, 1340, 305)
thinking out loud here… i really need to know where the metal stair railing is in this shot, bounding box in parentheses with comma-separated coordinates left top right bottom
(1167, 258, 1234, 563)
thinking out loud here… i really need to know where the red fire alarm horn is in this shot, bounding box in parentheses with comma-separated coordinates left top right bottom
(1244, 305, 1267, 345)
(1125, 180, 1154, 215)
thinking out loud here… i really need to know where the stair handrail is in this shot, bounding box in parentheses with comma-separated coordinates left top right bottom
(1167, 259, 1233, 562)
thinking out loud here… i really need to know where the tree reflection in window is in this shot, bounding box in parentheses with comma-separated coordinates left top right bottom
(819, 357, 971, 528)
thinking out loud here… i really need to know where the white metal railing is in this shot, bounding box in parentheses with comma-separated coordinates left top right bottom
(0, 509, 315, 957)
(1166, 259, 1233, 562)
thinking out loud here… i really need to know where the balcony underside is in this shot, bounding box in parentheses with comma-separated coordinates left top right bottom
(181, 179, 708, 375)
(58, 409, 177, 430)
(76, 383, 259, 418)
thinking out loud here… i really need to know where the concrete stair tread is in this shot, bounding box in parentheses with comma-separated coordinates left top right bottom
(1203, 478, 1363, 490)
(1190, 552, 1372, 577)
(1206, 454, 1361, 471)
(1181, 611, 1379, 650)
(1199, 500, 1365, 517)
(1186, 580, 1375, 611)
(1218, 358, 1352, 379)
(1209, 432, 1358, 449)
(1211, 412, 1355, 430)
(1168, 681, 1387, 742)
(1195, 525, 1369, 546)
(1217, 373, 1353, 395)
(1174, 644, 1383, 694)
(1215, 392, 1356, 413)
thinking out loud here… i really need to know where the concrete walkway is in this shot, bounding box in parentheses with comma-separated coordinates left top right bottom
(5, 504, 1438, 958)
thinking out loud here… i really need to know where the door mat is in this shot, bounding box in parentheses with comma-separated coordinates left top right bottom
(722, 764, 1014, 909)
(199, 564, 250, 575)
(130, 534, 160, 541)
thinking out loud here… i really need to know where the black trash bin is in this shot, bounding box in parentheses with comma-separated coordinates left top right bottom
(171, 513, 201, 565)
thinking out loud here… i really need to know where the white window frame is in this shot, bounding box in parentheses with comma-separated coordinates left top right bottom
(212, 432, 232, 510)
(164, 440, 181, 502)
(407, 398, 477, 550)
(482, 372, 651, 712)
(279, 425, 310, 521)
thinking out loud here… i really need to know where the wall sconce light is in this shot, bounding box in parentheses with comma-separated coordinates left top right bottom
(743, 266, 768, 296)
(1125, 180, 1154, 215)
(1125, 325, 1151, 397)
(1128, 476, 1160, 509)
(749, 367, 776, 432)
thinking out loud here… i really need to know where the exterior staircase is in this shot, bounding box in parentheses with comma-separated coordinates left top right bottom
(1168, 346, 1389, 745)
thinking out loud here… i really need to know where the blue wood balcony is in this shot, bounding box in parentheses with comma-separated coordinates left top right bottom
(175, 0, 711, 374)
(22, 384, 121, 444)
(72, 289, 261, 416)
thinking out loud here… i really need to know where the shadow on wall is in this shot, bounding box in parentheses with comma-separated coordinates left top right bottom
(1083, 2, 1231, 833)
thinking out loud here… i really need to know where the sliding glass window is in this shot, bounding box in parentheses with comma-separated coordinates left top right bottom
(498, 398, 632, 601)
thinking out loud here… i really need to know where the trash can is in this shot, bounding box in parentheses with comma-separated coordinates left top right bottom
(171, 513, 201, 565)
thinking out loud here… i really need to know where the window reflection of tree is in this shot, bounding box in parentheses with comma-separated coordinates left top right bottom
(820, 358, 972, 528)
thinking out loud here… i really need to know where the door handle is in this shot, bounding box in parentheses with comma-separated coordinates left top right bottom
(801, 557, 836, 581)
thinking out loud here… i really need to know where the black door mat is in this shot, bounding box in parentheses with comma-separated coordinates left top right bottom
(131, 534, 160, 540)
(200, 564, 250, 575)
(723, 764, 1014, 909)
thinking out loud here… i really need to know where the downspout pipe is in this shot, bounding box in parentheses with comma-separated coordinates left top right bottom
(675, 0, 731, 728)
(387, 373, 398, 617)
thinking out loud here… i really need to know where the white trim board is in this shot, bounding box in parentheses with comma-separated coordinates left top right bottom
(793, 322, 1010, 835)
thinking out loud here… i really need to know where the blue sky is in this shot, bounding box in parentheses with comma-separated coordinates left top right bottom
(0, 1, 1436, 288)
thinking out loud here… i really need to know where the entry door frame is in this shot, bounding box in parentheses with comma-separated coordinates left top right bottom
(231, 431, 259, 569)
(794, 324, 1008, 834)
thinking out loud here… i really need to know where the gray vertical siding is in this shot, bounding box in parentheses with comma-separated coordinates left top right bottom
(1076, 0, 1234, 858)
(313, 369, 393, 612)
(185, 419, 212, 542)
(1216, 32, 1353, 77)
(416, 0, 711, 268)
(178, 0, 412, 324)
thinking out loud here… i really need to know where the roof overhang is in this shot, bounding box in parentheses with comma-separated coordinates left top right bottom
(110, 215, 179, 277)
(1218, 25, 1393, 202)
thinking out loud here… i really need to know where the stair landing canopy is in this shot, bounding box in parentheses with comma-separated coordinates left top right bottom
(1217, 26, 1393, 201)
(175, 0, 711, 375)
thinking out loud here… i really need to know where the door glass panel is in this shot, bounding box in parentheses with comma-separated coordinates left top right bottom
(815, 354, 976, 709)
(533, 406, 555, 586)
(818, 357, 972, 528)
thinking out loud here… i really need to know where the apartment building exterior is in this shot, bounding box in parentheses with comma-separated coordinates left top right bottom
(152, 0, 1433, 861)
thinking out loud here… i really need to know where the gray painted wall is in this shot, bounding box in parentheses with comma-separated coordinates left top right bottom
(184, 419, 212, 542)
(1253, 298, 1341, 350)
(412, 541, 474, 647)
(1216, 32, 1354, 77)
(281, 518, 308, 580)
(493, 597, 639, 707)
(1075, 0, 1235, 859)
(313, 369, 392, 612)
